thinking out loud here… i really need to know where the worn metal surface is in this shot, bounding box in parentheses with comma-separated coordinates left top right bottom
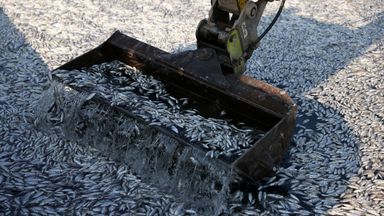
(197, 0, 269, 73)
(56, 31, 296, 181)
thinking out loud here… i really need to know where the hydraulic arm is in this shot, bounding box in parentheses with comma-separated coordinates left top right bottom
(197, 0, 283, 73)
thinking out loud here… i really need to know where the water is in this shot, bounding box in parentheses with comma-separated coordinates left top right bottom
(34, 82, 237, 215)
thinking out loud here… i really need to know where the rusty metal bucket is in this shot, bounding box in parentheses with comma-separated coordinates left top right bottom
(54, 31, 296, 182)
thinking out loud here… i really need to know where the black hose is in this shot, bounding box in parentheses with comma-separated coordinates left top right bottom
(250, 0, 286, 48)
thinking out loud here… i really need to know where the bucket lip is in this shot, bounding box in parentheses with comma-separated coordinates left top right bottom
(52, 30, 297, 182)
(55, 30, 296, 116)
(238, 75, 297, 111)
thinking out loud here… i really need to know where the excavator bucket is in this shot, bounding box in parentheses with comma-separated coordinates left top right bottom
(40, 31, 296, 212)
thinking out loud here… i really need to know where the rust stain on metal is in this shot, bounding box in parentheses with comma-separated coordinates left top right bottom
(56, 31, 297, 182)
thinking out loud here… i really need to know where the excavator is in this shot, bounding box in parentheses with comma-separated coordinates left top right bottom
(47, 0, 296, 213)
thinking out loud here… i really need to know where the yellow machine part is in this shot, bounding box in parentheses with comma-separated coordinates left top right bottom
(237, 0, 247, 10)
(226, 29, 245, 74)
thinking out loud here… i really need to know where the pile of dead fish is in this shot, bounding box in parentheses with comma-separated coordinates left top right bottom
(2, 0, 382, 215)
(50, 61, 263, 159)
